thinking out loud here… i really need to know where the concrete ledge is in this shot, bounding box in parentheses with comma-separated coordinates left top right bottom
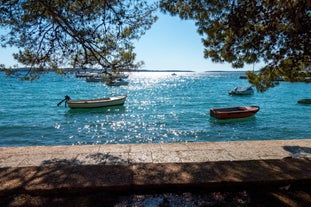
(1, 140, 311, 196)
(1, 158, 311, 196)
(1, 140, 311, 168)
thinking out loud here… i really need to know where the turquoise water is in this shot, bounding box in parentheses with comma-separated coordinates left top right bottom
(1, 71, 310, 147)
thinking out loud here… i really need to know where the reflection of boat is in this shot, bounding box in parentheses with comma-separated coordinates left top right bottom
(297, 99, 311, 104)
(229, 86, 254, 95)
(68, 105, 126, 114)
(60, 95, 127, 109)
(210, 106, 260, 119)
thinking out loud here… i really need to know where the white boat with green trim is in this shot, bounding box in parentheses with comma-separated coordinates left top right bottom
(58, 95, 127, 109)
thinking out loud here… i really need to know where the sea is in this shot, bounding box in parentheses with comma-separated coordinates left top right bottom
(1, 71, 310, 147)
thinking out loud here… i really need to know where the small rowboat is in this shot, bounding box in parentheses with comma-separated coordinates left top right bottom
(58, 95, 127, 109)
(210, 106, 260, 119)
(229, 86, 254, 95)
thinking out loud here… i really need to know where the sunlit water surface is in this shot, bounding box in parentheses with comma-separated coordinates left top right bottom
(1, 71, 310, 146)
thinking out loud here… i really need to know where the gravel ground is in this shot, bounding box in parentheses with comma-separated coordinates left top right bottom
(1, 187, 311, 207)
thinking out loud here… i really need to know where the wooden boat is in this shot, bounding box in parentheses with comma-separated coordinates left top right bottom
(229, 86, 254, 95)
(62, 95, 127, 109)
(210, 106, 260, 119)
(297, 99, 311, 104)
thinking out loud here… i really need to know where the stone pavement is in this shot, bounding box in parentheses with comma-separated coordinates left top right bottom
(0, 140, 311, 196)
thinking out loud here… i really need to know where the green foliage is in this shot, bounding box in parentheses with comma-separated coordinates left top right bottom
(0, 0, 158, 79)
(160, 0, 311, 91)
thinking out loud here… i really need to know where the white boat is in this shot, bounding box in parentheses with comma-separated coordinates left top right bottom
(106, 78, 129, 86)
(229, 86, 254, 95)
(58, 95, 127, 109)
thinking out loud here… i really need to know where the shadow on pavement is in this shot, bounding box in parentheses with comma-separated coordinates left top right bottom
(283, 146, 311, 158)
(1, 153, 311, 206)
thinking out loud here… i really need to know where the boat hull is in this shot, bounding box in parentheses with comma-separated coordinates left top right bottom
(85, 76, 104, 82)
(297, 99, 311, 104)
(210, 106, 260, 119)
(228, 86, 254, 95)
(107, 80, 129, 86)
(67, 95, 127, 109)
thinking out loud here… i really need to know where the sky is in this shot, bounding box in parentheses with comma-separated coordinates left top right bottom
(135, 13, 262, 72)
(0, 13, 261, 72)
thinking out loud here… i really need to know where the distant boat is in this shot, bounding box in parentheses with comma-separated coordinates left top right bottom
(210, 106, 260, 119)
(229, 86, 254, 95)
(58, 95, 127, 109)
(85, 76, 104, 82)
(106, 78, 129, 86)
(104, 72, 129, 80)
(297, 99, 311, 104)
(75, 72, 99, 78)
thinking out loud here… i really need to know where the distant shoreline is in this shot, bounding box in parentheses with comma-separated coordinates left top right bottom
(136, 69, 194, 72)
(122, 69, 249, 73)
(0, 67, 250, 73)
